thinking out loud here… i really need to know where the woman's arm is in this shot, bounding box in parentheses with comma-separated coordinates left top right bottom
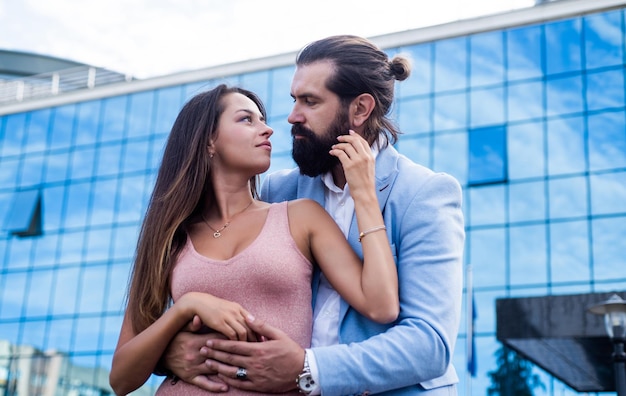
(109, 292, 252, 395)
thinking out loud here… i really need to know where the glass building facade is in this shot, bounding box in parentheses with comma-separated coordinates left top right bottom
(1, 1, 625, 394)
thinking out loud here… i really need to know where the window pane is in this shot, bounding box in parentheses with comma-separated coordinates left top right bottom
(2, 190, 40, 234)
(434, 92, 466, 131)
(469, 185, 505, 226)
(25, 269, 54, 317)
(127, 91, 154, 139)
(468, 125, 506, 185)
(398, 97, 431, 134)
(545, 18, 582, 75)
(548, 176, 588, 219)
(63, 182, 92, 229)
(470, 31, 504, 87)
(590, 172, 626, 215)
(546, 75, 584, 117)
(507, 81, 543, 122)
(470, 228, 506, 288)
(434, 37, 467, 92)
(1, 113, 27, 157)
(154, 86, 184, 135)
(584, 10, 624, 70)
(586, 69, 625, 112)
(506, 25, 543, 81)
(547, 116, 585, 175)
(592, 217, 626, 281)
(75, 100, 101, 146)
(510, 224, 547, 285)
(470, 86, 504, 127)
(77, 265, 107, 314)
(399, 43, 432, 96)
(588, 111, 626, 171)
(122, 139, 150, 174)
(24, 109, 52, 154)
(100, 96, 128, 143)
(269, 66, 295, 116)
(509, 181, 546, 223)
(70, 146, 97, 180)
(49, 104, 76, 150)
(550, 220, 589, 283)
(433, 132, 467, 182)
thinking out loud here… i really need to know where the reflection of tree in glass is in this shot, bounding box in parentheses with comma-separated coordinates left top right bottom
(487, 345, 545, 396)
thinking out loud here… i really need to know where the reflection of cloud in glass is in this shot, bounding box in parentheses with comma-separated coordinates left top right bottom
(434, 92, 466, 130)
(510, 224, 547, 285)
(548, 176, 588, 219)
(509, 181, 545, 223)
(25, 269, 54, 317)
(469, 228, 505, 287)
(469, 184, 505, 226)
(584, 11, 624, 69)
(51, 265, 80, 315)
(549, 220, 589, 283)
(470, 87, 504, 127)
(470, 31, 503, 87)
(592, 217, 626, 281)
(590, 172, 626, 215)
(507, 81, 543, 122)
(0, 272, 27, 318)
(78, 265, 107, 314)
(547, 116, 585, 175)
(588, 111, 626, 170)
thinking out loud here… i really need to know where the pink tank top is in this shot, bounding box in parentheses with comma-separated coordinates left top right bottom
(156, 202, 313, 395)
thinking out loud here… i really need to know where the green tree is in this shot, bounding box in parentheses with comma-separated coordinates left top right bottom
(487, 345, 545, 396)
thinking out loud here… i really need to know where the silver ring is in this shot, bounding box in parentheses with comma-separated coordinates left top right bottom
(236, 367, 247, 380)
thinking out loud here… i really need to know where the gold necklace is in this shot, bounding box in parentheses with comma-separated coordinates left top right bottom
(203, 200, 254, 238)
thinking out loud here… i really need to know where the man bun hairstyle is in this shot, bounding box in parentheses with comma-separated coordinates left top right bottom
(296, 35, 412, 146)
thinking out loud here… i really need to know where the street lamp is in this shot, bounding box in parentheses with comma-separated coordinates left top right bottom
(588, 293, 626, 396)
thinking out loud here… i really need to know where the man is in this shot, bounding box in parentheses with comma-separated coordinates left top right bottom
(162, 35, 465, 395)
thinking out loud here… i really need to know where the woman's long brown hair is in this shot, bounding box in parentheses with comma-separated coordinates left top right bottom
(125, 84, 266, 334)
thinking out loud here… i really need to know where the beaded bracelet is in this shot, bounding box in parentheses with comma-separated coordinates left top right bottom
(358, 225, 387, 242)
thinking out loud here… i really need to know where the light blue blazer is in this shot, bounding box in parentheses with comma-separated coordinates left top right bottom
(260, 144, 465, 395)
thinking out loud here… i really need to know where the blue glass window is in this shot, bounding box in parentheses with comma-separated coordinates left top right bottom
(469, 184, 505, 226)
(100, 96, 128, 143)
(549, 220, 590, 283)
(590, 172, 626, 215)
(269, 66, 296, 116)
(75, 100, 101, 146)
(546, 74, 584, 117)
(584, 10, 624, 70)
(1, 112, 27, 157)
(548, 176, 588, 219)
(508, 181, 546, 223)
(433, 92, 466, 131)
(433, 132, 467, 183)
(586, 69, 625, 112)
(2, 189, 42, 237)
(154, 86, 184, 135)
(588, 111, 626, 171)
(470, 30, 504, 87)
(509, 224, 547, 285)
(399, 43, 432, 97)
(470, 86, 504, 127)
(434, 37, 468, 92)
(468, 125, 507, 185)
(545, 18, 583, 75)
(127, 91, 154, 138)
(507, 81, 543, 122)
(506, 25, 543, 81)
(470, 228, 506, 287)
(592, 217, 626, 281)
(24, 109, 52, 153)
(49, 105, 76, 150)
(398, 97, 431, 134)
(547, 116, 585, 175)
(508, 122, 545, 180)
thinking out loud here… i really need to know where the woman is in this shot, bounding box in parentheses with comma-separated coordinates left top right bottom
(109, 85, 398, 395)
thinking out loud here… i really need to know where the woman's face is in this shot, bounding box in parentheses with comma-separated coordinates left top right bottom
(211, 92, 273, 177)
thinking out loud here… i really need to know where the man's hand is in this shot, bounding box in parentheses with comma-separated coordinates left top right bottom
(204, 315, 305, 393)
(162, 316, 230, 392)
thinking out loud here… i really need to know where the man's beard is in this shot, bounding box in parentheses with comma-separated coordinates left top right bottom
(291, 110, 351, 177)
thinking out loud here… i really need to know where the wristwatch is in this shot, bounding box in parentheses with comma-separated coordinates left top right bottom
(296, 352, 315, 395)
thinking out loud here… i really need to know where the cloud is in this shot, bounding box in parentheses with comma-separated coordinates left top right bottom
(0, 0, 535, 79)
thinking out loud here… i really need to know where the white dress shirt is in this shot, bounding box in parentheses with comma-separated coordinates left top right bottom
(306, 144, 380, 395)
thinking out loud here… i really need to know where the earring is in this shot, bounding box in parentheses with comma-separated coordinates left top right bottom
(209, 152, 214, 158)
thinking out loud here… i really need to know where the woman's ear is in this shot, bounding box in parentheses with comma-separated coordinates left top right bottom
(207, 144, 215, 158)
(350, 93, 375, 128)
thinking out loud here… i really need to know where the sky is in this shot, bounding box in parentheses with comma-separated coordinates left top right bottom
(0, 0, 535, 80)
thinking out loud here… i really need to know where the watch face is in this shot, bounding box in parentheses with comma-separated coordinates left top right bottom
(298, 373, 314, 392)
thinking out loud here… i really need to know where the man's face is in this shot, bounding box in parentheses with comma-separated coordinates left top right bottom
(288, 61, 351, 177)
(291, 107, 350, 177)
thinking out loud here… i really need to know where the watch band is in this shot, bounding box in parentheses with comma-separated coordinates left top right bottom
(296, 351, 315, 394)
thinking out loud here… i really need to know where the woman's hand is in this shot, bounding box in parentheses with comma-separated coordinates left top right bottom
(178, 292, 257, 342)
